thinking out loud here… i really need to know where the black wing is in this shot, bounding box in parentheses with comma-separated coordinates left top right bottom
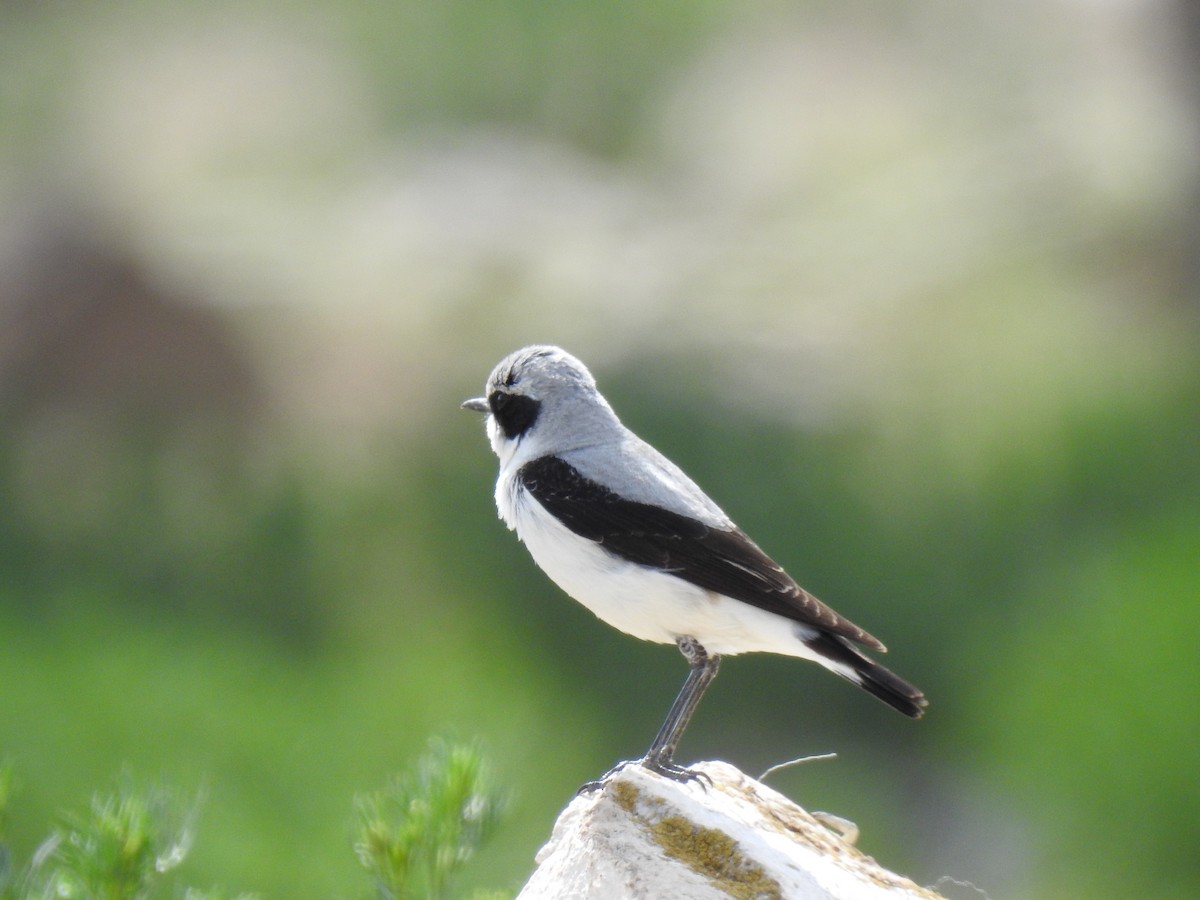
(518, 455, 885, 651)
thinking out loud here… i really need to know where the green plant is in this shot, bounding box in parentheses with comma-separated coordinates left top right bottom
(353, 740, 507, 900)
(0, 740, 508, 898)
(27, 775, 199, 900)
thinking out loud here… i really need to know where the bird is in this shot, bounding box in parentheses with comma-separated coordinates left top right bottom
(462, 345, 927, 785)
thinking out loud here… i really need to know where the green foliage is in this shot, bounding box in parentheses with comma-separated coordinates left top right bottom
(0, 747, 507, 900)
(5, 775, 201, 900)
(969, 506, 1200, 900)
(353, 740, 507, 900)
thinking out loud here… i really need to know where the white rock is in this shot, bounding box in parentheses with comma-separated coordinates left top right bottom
(518, 760, 945, 900)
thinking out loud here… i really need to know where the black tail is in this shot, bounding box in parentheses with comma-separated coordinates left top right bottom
(805, 632, 928, 718)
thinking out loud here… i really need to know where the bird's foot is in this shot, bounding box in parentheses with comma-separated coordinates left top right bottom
(577, 760, 635, 795)
(639, 754, 712, 789)
(577, 756, 711, 794)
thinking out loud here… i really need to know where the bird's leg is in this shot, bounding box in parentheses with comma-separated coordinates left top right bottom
(578, 636, 721, 793)
(640, 635, 721, 784)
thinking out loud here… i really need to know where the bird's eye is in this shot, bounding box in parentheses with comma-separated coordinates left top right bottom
(488, 389, 539, 438)
(489, 391, 510, 413)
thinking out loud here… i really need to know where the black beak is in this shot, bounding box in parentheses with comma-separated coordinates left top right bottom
(461, 397, 489, 413)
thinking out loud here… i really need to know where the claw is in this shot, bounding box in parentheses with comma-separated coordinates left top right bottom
(640, 756, 711, 789)
(577, 760, 634, 795)
(577, 756, 711, 794)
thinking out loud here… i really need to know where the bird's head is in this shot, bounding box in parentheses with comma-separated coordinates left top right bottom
(462, 345, 617, 469)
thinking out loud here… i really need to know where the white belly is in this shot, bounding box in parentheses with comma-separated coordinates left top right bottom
(505, 482, 822, 660)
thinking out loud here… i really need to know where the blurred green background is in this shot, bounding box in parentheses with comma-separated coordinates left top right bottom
(1, 1, 1198, 897)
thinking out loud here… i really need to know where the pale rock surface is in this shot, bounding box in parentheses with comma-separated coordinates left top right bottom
(518, 760, 946, 900)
